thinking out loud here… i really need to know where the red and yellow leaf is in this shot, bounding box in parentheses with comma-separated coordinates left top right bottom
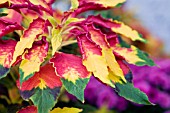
(0, 9, 22, 25)
(11, 17, 45, 65)
(50, 52, 90, 83)
(111, 20, 146, 43)
(70, 0, 126, 17)
(0, 19, 23, 37)
(77, 34, 114, 87)
(17, 64, 62, 113)
(18, 64, 62, 92)
(112, 45, 155, 66)
(78, 0, 126, 8)
(0, 39, 17, 78)
(19, 37, 49, 84)
(87, 24, 126, 83)
(86, 15, 146, 42)
(17, 106, 37, 113)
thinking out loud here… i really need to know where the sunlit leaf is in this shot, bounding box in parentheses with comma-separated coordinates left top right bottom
(111, 20, 146, 43)
(79, 0, 126, 8)
(87, 24, 126, 82)
(50, 107, 82, 113)
(50, 52, 90, 83)
(86, 15, 146, 42)
(50, 52, 90, 102)
(19, 37, 49, 84)
(70, 0, 126, 17)
(18, 64, 62, 113)
(11, 17, 45, 65)
(112, 45, 155, 66)
(77, 34, 114, 87)
(18, 64, 62, 98)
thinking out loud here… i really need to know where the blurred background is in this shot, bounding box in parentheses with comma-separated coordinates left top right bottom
(1, 0, 170, 113)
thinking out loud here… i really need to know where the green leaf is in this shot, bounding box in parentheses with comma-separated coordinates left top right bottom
(30, 88, 60, 113)
(136, 49, 156, 66)
(61, 78, 90, 102)
(115, 82, 154, 105)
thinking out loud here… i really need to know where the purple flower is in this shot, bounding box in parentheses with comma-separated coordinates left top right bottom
(157, 92, 170, 108)
(84, 76, 128, 110)
(69, 58, 170, 111)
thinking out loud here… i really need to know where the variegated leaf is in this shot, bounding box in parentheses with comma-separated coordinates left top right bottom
(112, 45, 155, 66)
(87, 24, 126, 82)
(0, 19, 23, 37)
(11, 17, 45, 65)
(70, 0, 126, 17)
(77, 34, 115, 87)
(17, 64, 62, 113)
(19, 37, 49, 84)
(0, 39, 17, 79)
(50, 52, 90, 102)
(86, 15, 146, 42)
(78, 0, 126, 8)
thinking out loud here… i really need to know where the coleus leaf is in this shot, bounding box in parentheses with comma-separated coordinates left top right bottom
(51, 17, 83, 55)
(112, 45, 155, 66)
(19, 37, 49, 85)
(61, 78, 90, 102)
(115, 82, 154, 105)
(0, 39, 17, 79)
(30, 88, 59, 113)
(77, 34, 114, 87)
(51, 27, 62, 55)
(11, 17, 46, 65)
(78, 0, 126, 8)
(50, 52, 90, 102)
(0, 0, 53, 15)
(18, 64, 62, 113)
(0, 9, 22, 25)
(17, 106, 37, 113)
(17, 106, 82, 113)
(87, 24, 126, 83)
(86, 15, 146, 42)
(0, 19, 23, 37)
(117, 60, 133, 83)
(70, 0, 126, 17)
(50, 107, 82, 113)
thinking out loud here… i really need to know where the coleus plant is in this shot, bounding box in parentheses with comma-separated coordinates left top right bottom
(0, 0, 155, 113)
